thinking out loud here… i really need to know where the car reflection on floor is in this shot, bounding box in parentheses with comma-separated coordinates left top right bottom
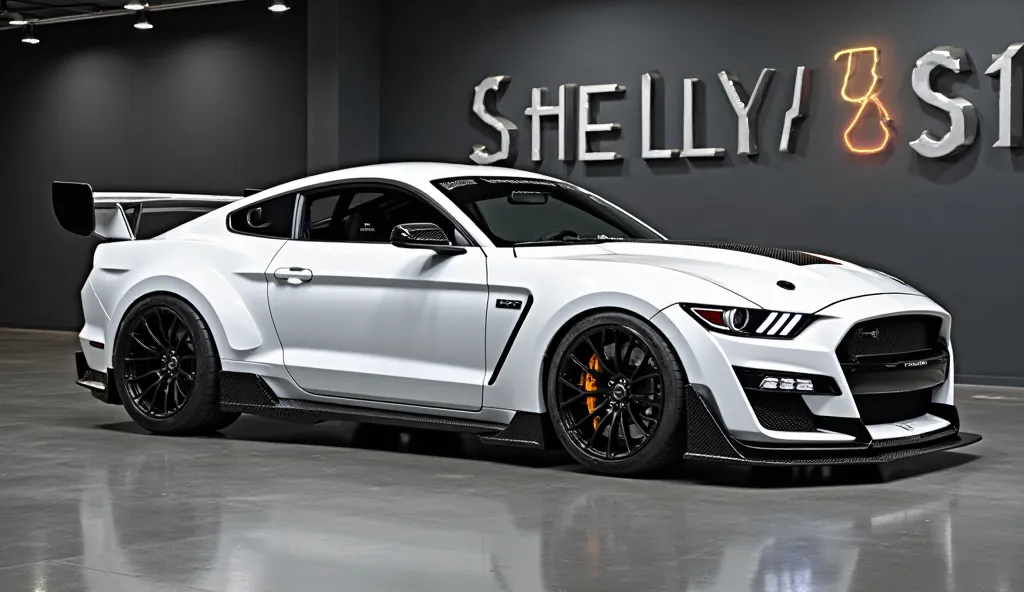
(59, 428, 992, 592)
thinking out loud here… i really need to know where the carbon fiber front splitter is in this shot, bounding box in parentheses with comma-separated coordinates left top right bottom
(683, 386, 982, 466)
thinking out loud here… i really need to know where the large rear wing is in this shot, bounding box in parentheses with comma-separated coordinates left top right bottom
(52, 181, 245, 240)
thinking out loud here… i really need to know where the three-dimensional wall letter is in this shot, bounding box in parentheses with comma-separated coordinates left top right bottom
(524, 84, 578, 161)
(470, 75, 519, 165)
(780, 66, 811, 153)
(579, 83, 626, 161)
(718, 69, 775, 155)
(642, 72, 680, 159)
(682, 78, 726, 158)
(909, 47, 978, 158)
(985, 43, 1024, 148)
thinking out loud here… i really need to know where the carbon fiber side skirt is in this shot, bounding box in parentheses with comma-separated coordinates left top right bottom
(218, 371, 530, 437)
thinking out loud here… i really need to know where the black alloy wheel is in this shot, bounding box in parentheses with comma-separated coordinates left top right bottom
(547, 312, 688, 476)
(121, 305, 196, 419)
(555, 325, 664, 459)
(114, 295, 239, 435)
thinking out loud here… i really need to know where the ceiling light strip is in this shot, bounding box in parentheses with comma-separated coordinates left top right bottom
(0, 0, 250, 31)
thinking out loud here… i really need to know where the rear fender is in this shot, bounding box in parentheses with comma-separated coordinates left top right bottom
(104, 274, 263, 368)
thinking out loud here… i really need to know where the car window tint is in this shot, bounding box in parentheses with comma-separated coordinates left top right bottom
(304, 187, 457, 244)
(227, 193, 296, 239)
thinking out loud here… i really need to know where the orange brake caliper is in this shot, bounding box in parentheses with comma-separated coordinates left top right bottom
(580, 354, 601, 429)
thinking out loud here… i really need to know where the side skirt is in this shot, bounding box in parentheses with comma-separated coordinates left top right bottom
(218, 371, 541, 439)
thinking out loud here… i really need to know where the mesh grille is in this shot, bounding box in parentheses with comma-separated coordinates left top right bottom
(745, 391, 818, 432)
(82, 368, 108, 386)
(837, 315, 942, 361)
(854, 389, 932, 425)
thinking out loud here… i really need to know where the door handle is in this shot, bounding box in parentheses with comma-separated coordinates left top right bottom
(274, 267, 313, 284)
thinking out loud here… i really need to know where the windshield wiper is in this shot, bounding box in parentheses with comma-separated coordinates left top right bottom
(514, 236, 628, 247)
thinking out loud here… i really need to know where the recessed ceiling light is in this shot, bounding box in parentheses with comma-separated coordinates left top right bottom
(268, 0, 290, 13)
(134, 10, 152, 29)
(22, 24, 39, 44)
(124, 1, 148, 10)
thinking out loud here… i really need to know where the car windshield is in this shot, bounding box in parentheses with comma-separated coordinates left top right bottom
(430, 176, 662, 246)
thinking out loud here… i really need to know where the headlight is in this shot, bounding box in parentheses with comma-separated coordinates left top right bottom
(681, 304, 816, 339)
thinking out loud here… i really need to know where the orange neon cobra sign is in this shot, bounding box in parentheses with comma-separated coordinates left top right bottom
(834, 47, 893, 154)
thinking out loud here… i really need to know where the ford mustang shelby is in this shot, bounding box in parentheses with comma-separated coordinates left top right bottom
(55, 163, 979, 476)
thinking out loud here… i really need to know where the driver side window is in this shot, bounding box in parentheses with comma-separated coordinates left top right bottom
(301, 184, 462, 244)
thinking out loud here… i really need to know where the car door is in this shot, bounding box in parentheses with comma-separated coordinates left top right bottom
(266, 182, 489, 411)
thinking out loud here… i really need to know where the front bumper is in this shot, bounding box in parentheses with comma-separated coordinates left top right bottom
(682, 386, 981, 465)
(651, 293, 978, 452)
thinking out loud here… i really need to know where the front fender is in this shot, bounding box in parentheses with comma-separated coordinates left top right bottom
(482, 257, 758, 412)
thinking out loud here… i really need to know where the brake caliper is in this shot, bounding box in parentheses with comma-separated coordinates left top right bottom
(580, 354, 601, 429)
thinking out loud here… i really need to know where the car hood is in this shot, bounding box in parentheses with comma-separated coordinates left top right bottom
(517, 241, 923, 313)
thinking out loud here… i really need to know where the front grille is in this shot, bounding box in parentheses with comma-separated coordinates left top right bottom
(853, 389, 932, 425)
(836, 315, 942, 362)
(745, 391, 818, 432)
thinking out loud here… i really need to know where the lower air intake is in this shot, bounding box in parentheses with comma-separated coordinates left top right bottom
(853, 389, 933, 425)
(746, 391, 818, 432)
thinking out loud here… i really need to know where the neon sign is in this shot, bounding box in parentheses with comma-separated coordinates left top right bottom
(833, 47, 893, 154)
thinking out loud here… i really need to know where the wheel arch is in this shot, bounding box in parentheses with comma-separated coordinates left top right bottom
(104, 275, 263, 368)
(536, 302, 687, 413)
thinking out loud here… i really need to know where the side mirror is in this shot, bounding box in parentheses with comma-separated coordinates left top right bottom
(390, 223, 466, 255)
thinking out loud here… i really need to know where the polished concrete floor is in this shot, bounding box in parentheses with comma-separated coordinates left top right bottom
(1, 328, 1022, 592)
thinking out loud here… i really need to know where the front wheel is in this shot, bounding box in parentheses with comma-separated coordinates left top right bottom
(546, 312, 688, 476)
(112, 294, 239, 435)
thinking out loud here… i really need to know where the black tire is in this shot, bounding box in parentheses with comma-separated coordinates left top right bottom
(112, 294, 240, 435)
(545, 311, 688, 476)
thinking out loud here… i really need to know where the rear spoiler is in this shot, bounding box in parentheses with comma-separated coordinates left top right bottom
(52, 181, 242, 240)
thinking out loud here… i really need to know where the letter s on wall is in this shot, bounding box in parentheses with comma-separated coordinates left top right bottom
(909, 46, 978, 158)
(470, 75, 519, 166)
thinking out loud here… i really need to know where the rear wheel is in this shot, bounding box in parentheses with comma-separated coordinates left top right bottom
(546, 312, 688, 476)
(112, 295, 239, 435)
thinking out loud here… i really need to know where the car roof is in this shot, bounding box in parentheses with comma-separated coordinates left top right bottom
(243, 162, 554, 205)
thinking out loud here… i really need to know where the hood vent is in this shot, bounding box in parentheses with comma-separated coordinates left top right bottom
(657, 240, 839, 266)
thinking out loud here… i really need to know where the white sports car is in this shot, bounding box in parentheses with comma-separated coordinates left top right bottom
(55, 162, 980, 476)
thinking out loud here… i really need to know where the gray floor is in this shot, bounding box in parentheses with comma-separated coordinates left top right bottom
(0, 329, 1022, 592)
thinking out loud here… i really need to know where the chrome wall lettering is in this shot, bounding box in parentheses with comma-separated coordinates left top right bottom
(470, 75, 519, 166)
(985, 43, 1024, 148)
(578, 83, 626, 161)
(909, 47, 978, 159)
(682, 78, 726, 158)
(524, 84, 578, 162)
(718, 69, 776, 156)
(468, 41, 1023, 166)
(641, 72, 680, 160)
(780, 66, 811, 153)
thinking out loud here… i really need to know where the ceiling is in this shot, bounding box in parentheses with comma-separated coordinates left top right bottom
(3, 0, 211, 21)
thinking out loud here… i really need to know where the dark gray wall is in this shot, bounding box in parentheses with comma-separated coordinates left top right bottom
(380, 0, 1024, 385)
(0, 2, 308, 331)
(306, 0, 380, 174)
